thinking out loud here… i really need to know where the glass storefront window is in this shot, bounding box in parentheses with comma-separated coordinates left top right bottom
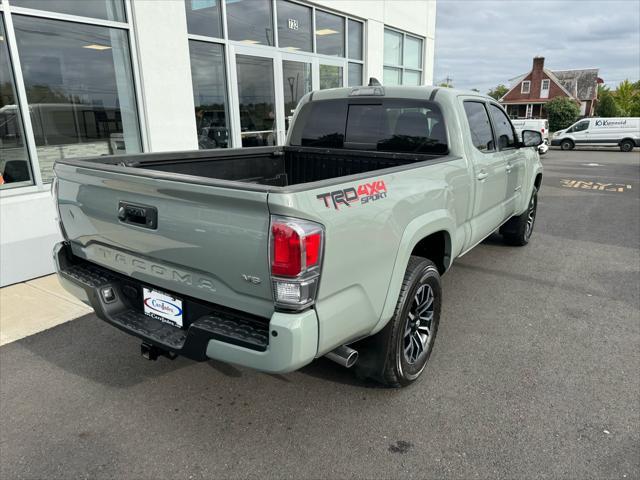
(315, 10, 344, 57)
(404, 36, 422, 69)
(236, 55, 276, 147)
(404, 70, 421, 86)
(277, 0, 312, 52)
(320, 64, 343, 89)
(383, 67, 401, 86)
(348, 62, 363, 87)
(226, 0, 274, 46)
(184, 0, 222, 38)
(1, 16, 33, 189)
(347, 19, 363, 60)
(282, 60, 311, 130)
(189, 41, 229, 149)
(384, 29, 402, 65)
(384, 28, 423, 86)
(10, 0, 126, 22)
(13, 15, 141, 183)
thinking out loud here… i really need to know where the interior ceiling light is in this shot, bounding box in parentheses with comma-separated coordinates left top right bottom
(240, 39, 261, 44)
(315, 29, 338, 36)
(83, 44, 111, 50)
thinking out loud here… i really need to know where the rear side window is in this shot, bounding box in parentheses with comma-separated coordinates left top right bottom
(488, 104, 517, 150)
(463, 101, 494, 152)
(290, 98, 448, 154)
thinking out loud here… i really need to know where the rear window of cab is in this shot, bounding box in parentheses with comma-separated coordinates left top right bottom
(289, 98, 448, 155)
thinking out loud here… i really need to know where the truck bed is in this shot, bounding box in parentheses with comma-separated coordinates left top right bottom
(80, 146, 445, 188)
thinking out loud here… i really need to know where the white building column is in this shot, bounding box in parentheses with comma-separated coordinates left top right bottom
(365, 19, 384, 82)
(131, 0, 198, 151)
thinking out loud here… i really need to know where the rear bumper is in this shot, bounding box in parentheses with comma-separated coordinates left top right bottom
(53, 242, 318, 373)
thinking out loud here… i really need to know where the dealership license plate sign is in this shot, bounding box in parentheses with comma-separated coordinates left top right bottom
(143, 287, 183, 328)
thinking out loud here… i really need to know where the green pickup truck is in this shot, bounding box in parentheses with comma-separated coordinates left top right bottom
(53, 86, 543, 387)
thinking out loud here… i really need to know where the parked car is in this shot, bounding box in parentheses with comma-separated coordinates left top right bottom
(551, 117, 640, 151)
(53, 86, 543, 387)
(512, 119, 549, 154)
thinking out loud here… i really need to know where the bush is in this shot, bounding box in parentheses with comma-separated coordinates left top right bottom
(546, 97, 580, 132)
(596, 92, 621, 117)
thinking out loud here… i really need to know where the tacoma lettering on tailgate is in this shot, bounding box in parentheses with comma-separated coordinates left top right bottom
(317, 180, 388, 210)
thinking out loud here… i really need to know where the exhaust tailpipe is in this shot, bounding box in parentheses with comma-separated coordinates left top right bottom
(325, 345, 358, 368)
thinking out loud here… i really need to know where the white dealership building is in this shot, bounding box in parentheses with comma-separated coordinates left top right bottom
(0, 0, 436, 286)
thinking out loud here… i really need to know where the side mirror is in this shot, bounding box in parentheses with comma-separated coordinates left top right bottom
(521, 129, 543, 148)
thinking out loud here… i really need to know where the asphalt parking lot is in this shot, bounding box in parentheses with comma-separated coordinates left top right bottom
(1, 149, 638, 479)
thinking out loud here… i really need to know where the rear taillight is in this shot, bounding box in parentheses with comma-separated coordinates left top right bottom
(541, 128, 545, 134)
(270, 216, 324, 310)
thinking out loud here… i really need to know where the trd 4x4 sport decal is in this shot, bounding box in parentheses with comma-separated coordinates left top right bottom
(317, 180, 387, 210)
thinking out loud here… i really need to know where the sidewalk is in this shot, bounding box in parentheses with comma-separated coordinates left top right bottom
(0, 274, 93, 346)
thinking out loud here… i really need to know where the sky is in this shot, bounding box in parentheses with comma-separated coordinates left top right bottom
(434, 0, 640, 94)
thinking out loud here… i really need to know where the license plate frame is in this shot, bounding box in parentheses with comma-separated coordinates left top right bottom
(143, 287, 184, 328)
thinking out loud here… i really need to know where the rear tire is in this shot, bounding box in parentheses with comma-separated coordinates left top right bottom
(620, 140, 634, 152)
(560, 139, 574, 150)
(501, 187, 538, 246)
(354, 257, 441, 388)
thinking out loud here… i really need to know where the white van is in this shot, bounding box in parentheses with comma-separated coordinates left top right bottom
(512, 119, 549, 154)
(551, 117, 640, 152)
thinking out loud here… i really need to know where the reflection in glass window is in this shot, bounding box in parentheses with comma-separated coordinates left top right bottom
(13, 16, 141, 182)
(277, 0, 312, 52)
(463, 102, 494, 152)
(383, 29, 402, 65)
(10, 0, 126, 22)
(345, 103, 447, 154)
(236, 55, 276, 147)
(320, 65, 343, 89)
(383, 67, 401, 86)
(189, 41, 229, 149)
(404, 36, 422, 69)
(316, 10, 344, 57)
(1, 17, 33, 189)
(348, 19, 363, 60)
(226, 0, 274, 46)
(291, 99, 447, 155)
(184, 0, 222, 38)
(488, 104, 516, 150)
(348, 63, 363, 87)
(282, 60, 311, 131)
(293, 99, 347, 148)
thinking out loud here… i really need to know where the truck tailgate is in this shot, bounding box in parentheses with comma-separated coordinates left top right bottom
(55, 162, 274, 318)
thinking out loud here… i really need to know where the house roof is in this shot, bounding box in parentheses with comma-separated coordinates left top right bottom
(552, 69, 599, 100)
(506, 67, 600, 101)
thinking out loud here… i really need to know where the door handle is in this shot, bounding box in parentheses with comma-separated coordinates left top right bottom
(476, 171, 489, 181)
(118, 201, 158, 229)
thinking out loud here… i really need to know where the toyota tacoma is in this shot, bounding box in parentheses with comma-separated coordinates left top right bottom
(53, 85, 543, 387)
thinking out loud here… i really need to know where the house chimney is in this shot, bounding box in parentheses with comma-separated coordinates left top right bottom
(533, 56, 545, 72)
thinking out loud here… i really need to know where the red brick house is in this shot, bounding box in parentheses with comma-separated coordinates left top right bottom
(499, 57, 602, 119)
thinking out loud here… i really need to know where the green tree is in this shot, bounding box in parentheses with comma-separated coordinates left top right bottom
(613, 79, 638, 115)
(438, 82, 453, 88)
(546, 97, 580, 132)
(596, 85, 621, 117)
(487, 84, 509, 100)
